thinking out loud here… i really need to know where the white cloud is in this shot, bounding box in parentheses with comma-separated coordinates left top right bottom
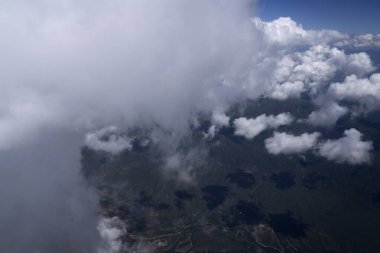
(318, 128, 373, 165)
(163, 148, 206, 183)
(253, 17, 348, 47)
(265, 132, 320, 155)
(265, 129, 373, 165)
(0, 0, 260, 149)
(335, 33, 380, 48)
(0, 2, 265, 248)
(329, 73, 380, 102)
(85, 126, 132, 155)
(306, 102, 348, 127)
(253, 17, 375, 103)
(270, 81, 305, 100)
(234, 113, 293, 139)
(268, 45, 374, 100)
(97, 216, 127, 253)
(346, 53, 375, 77)
(212, 112, 230, 128)
(254, 16, 380, 50)
(204, 111, 230, 139)
(253, 17, 309, 46)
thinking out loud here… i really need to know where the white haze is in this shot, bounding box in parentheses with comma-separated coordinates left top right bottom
(0, 0, 261, 252)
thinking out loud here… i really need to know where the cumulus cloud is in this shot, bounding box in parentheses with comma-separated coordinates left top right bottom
(97, 216, 127, 253)
(253, 17, 375, 104)
(212, 112, 231, 128)
(265, 132, 320, 155)
(265, 129, 373, 165)
(329, 73, 380, 102)
(268, 45, 374, 100)
(97, 216, 154, 253)
(204, 111, 230, 139)
(234, 113, 293, 139)
(318, 129, 373, 165)
(306, 102, 348, 127)
(254, 16, 380, 50)
(336, 33, 380, 48)
(345, 53, 375, 76)
(270, 81, 305, 100)
(253, 17, 349, 47)
(85, 126, 132, 155)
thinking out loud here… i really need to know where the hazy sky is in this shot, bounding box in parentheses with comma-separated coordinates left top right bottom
(258, 0, 380, 34)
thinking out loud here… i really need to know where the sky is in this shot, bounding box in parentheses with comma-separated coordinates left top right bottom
(258, 0, 380, 34)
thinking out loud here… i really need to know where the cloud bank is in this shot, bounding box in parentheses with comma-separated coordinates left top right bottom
(0, 0, 260, 251)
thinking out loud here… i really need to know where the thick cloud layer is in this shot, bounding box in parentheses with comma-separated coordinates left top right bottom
(0, 129, 100, 252)
(0, 0, 259, 142)
(0, 0, 259, 252)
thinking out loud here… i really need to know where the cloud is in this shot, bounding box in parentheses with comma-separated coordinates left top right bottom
(85, 126, 132, 155)
(329, 73, 380, 102)
(0, 0, 259, 141)
(204, 111, 230, 139)
(268, 45, 374, 100)
(270, 45, 374, 100)
(97, 216, 127, 253)
(318, 128, 373, 165)
(306, 102, 348, 127)
(265, 129, 373, 165)
(0, 1, 378, 250)
(212, 111, 231, 128)
(0, 130, 100, 253)
(254, 16, 380, 50)
(265, 132, 320, 155)
(253, 17, 349, 47)
(270, 81, 305, 101)
(97, 216, 155, 253)
(253, 17, 375, 106)
(0, 0, 260, 251)
(234, 113, 293, 139)
(345, 53, 375, 77)
(163, 148, 207, 183)
(335, 33, 380, 48)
